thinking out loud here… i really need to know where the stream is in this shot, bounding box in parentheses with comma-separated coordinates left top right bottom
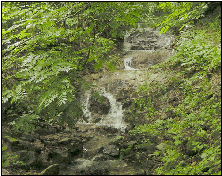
(2, 25, 174, 175)
(59, 26, 174, 175)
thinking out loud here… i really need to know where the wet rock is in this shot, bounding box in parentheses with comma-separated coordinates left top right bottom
(40, 164, 59, 175)
(64, 158, 139, 175)
(21, 133, 39, 142)
(86, 162, 110, 175)
(103, 145, 120, 157)
(18, 139, 41, 152)
(96, 126, 119, 134)
(116, 89, 130, 101)
(73, 160, 129, 175)
(17, 150, 36, 166)
(47, 147, 73, 164)
(68, 158, 94, 174)
(69, 142, 83, 157)
(38, 150, 49, 167)
(97, 160, 128, 174)
(58, 137, 72, 144)
(55, 148, 69, 158)
(48, 151, 62, 163)
(35, 128, 52, 136)
(107, 80, 126, 94)
(40, 132, 82, 148)
(122, 100, 132, 109)
(89, 93, 111, 115)
(82, 134, 120, 159)
(93, 117, 102, 123)
(136, 144, 156, 153)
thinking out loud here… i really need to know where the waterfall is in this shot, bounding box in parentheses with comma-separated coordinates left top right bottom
(124, 57, 137, 70)
(81, 89, 92, 123)
(79, 87, 127, 131)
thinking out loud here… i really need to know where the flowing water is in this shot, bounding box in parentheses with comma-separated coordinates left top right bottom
(79, 55, 140, 130)
(3, 24, 175, 175)
(62, 25, 174, 174)
(124, 57, 137, 70)
(79, 49, 141, 130)
(79, 87, 127, 131)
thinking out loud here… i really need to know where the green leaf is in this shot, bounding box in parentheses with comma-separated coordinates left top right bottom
(2, 146, 7, 151)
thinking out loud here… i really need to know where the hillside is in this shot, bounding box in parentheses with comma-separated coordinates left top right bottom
(2, 2, 221, 175)
(119, 6, 221, 175)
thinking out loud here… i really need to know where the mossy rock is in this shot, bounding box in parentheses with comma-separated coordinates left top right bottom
(89, 92, 110, 115)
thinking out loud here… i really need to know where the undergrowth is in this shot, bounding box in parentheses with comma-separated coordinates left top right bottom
(130, 14, 221, 175)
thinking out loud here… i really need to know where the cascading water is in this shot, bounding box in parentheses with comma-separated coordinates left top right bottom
(79, 51, 140, 131)
(79, 87, 127, 131)
(124, 57, 137, 70)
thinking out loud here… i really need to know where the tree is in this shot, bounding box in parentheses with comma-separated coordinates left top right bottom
(2, 1, 214, 131)
(149, 2, 209, 34)
(2, 2, 146, 130)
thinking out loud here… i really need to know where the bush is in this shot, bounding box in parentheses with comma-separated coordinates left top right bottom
(130, 22, 221, 175)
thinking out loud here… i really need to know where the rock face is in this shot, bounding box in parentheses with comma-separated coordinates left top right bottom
(124, 27, 174, 51)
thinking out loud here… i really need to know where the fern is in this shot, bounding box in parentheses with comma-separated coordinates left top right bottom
(2, 2, 147, 130)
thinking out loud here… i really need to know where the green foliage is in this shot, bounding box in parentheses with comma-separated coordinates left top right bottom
(120, 144, 134, 160)
(9, 114, 40, 135)
(2, 2, 146, 131)
(2, 2, 221, 173)
(2, 140, 25, 168)
(91, 92, 106, 103)
(152, 2, 208, 34)
(168, 30, 221, 73)
(130, 14, 221, 175)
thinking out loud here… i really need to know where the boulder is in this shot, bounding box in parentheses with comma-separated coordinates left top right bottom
(17, 150, 36, 166)
(47, 148, 70, 163)
(103, 145, 120, 158)
(136, 144, 156, 154)
(89, 93, 111, 115)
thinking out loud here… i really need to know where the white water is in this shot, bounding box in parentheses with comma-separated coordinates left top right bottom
(124, 57, 137, 70)
(79, 56, 139, 131)
(79, 87, 127, 131)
